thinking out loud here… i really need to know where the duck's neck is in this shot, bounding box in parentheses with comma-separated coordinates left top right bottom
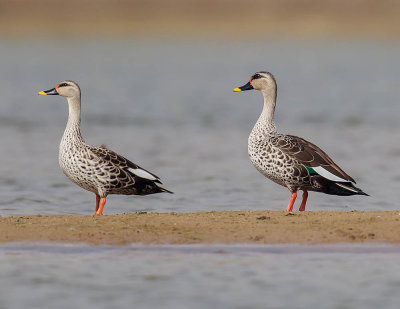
(63, 96, 84, 144)
(254, 89, 277, 134)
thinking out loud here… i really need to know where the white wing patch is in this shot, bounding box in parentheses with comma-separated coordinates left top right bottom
(128, 168, 157, 181)
(313, 166, 348, 182)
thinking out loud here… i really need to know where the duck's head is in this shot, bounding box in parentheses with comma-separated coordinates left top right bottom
(38, 80, 80, 98)
(234, 71, 276, 93)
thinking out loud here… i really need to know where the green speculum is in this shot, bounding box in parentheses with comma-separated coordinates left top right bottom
(303, 165, 318, 176)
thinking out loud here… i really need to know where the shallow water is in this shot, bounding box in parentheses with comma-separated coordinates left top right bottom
(0, 243, 400, 309)
(0, 39, 399, 215)
(0, 39, 399, 309)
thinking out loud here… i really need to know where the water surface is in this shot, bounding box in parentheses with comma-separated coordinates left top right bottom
(0, 39, 399, 215)
(0, 39, 399, 309)
(1, 243, 400, 309)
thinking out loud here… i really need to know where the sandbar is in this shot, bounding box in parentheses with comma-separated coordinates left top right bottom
(0, 211, 399, 245)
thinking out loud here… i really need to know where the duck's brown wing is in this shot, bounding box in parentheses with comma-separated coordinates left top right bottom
(272, 134, 355, 183)
(88, 145, 162, 183)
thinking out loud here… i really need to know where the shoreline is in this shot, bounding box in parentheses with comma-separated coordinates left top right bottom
(1, 210, 399, 246)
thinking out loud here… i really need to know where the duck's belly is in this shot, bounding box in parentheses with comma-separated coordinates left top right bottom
(59, 149, 104, 195)
(248, 142, 310, 190)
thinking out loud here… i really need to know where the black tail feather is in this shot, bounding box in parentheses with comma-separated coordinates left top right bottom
(132, 177, 173, 195)
(335, 182, 368, 196)
(326, 181, 368, 196)
(159, 187, 173, 194)
(313, 176, 368, 196)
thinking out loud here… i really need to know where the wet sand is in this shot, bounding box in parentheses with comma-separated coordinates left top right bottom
(0, 211, 399, 245)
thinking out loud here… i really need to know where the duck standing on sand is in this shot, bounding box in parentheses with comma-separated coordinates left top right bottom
(38, 81, 171, 215)
(234, 71, 367, 212)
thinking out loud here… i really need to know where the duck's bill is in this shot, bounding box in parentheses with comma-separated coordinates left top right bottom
(38, 88, 58, 95)
(233, 82, 254, 92)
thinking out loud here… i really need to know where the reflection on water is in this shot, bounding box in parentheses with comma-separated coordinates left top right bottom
(0, 243, 400, 309)
(0, 39, 399, 215)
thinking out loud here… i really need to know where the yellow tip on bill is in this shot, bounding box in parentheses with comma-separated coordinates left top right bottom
(38, 91, 46, 95)
(233, 88, 241, 92)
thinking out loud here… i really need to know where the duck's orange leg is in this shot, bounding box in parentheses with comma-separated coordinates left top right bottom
(285, 192, 297, 212)
(94, 197, 107, 216)
(92, 195, 101, 216)
(299, 191, 308, 211)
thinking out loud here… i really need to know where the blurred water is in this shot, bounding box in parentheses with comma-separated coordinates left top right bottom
(0, 39, 399, 215)
(0, 243, 400, 309)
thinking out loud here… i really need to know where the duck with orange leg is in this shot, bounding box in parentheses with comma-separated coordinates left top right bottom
(234, 71, 367, 211)
(39, 81, 171, 215)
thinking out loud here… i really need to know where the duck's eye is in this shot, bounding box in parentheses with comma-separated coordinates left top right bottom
(252, 74, 262, 80)
(58, 83, 68, 87)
